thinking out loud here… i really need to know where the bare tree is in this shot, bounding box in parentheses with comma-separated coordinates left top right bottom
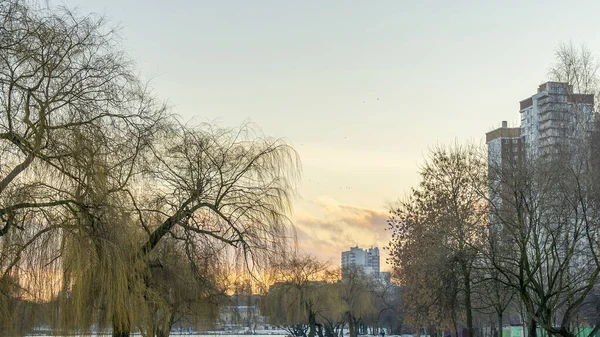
(487, 145, 600, 337)
(550, 42, 599, 97)
(388, 144, 488, 337)
(261, 253, 331, 337)
(362, 276, 404, 336)
(0, 0, 163, 236)
(478, 43, 600, 337)
(339, 265, 378, 337)
(472, 233, 517, 337)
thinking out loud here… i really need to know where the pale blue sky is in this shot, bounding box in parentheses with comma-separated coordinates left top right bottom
(60, 0, 600, 265)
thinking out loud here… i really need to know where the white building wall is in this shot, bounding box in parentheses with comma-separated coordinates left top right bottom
(487, 138, 502, 167)
(341, 246, 381, 276)
(520, 82, 594, 159)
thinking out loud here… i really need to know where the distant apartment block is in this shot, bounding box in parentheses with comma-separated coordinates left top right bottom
(341, 246, 389, 282)
(342, 246, 380, 274)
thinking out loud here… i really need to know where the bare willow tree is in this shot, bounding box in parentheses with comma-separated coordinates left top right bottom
(339, 265, 378, 337)
(141, 123, 299, 265)
(136, 236, 227, 337)
(133, 124, 299, 337)
(59, 101, 299, 337)
(261, 253, 332, 337)
(0, 1, 301, 336)
(0, 0, 162, 237)
(0, 0, 164, 334)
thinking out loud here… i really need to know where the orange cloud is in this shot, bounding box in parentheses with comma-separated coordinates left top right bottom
(292, 197, 394, 271)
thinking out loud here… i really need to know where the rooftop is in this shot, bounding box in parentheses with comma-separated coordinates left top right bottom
(486, 127, 521, 143)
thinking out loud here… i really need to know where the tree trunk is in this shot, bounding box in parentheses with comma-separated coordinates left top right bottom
(112, 316, 130, 337)
(324, 323, 333, 337)
(497, 310, 503, 337)
(157, 328, 169, 337)
(112, 326, 130, 337)
(463, 263, 474, 337)
(309, 311, 317, 337)
(349, 317, 358, 337)
(528, 319, 537, 337)
(157, 316, 174, 337)
(586, 325, 600, 337)
(317, 323, 324, 337)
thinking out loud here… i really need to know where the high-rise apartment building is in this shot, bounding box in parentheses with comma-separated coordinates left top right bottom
(487, 82, 594, 165)
(486, 82, 595, 225)
(485, 83, 598, 329)
(486, 121, 523, 219)
(341, 246, 380, 275)
(486, 121, 522, 169)
(341, 246, 391, 283)
(519, 82, 594, 158)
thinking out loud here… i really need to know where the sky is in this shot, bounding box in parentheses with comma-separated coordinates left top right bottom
(58, 0, 600, 270)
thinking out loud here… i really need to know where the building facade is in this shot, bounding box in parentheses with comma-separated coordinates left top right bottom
(341, 246, 381, 275)
(486, 82, 595, 229)
(486, 121, 523, 218)
(485, 82, 597, 329)
(519, 82, 594, 159)
(488, 82, 594, 162)
(487, 82, 595, 187)
(486, 121, 522, 170)
(341, 246, 392, 284)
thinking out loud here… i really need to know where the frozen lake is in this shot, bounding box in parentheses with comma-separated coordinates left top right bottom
(30, 332, 287, 337)
(32, 334, 410, 337)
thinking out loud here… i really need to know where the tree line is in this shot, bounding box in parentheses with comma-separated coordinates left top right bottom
(260, 254, 404, 337)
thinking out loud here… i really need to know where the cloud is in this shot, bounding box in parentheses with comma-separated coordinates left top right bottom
(292, 197, 393, 270)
